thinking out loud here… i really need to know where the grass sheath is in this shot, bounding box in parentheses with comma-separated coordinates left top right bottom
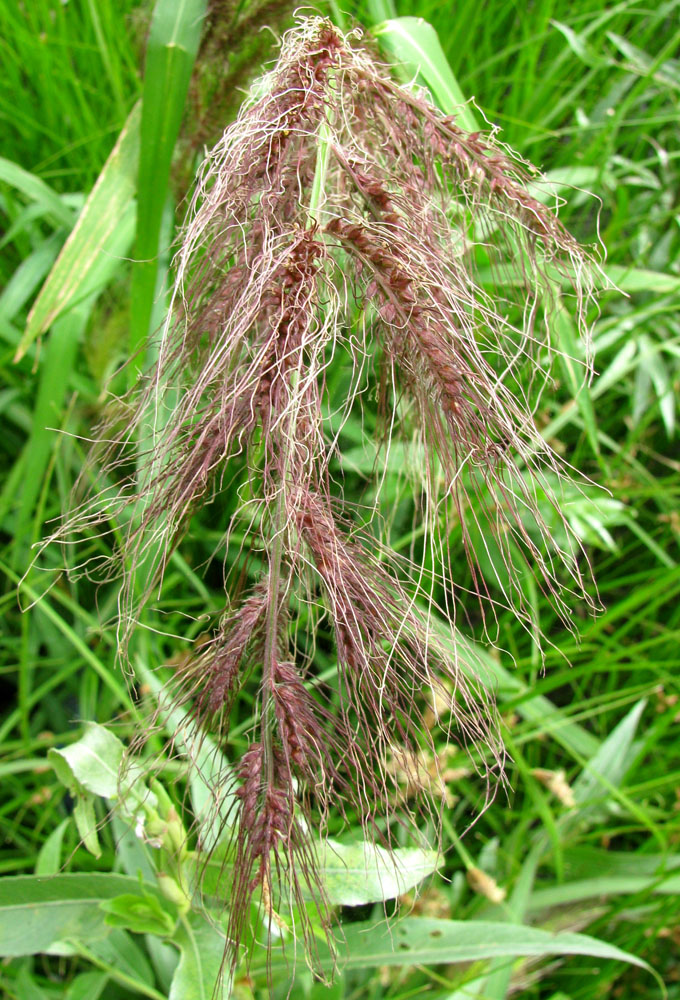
(44, 16, 602, 974)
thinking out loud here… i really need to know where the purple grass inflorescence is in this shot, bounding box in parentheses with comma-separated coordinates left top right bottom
(49, 16, 600, 976)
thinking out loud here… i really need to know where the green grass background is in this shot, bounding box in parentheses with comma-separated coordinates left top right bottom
(1, 0, 679, 997)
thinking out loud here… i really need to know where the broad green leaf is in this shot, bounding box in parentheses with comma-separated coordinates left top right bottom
(79, 928, 159, 995)
(266, 917, 653, 977)
(0, 873, 163, 957)
(320, 840, 439, 905)
(101, 892, 177, 936)
(482, 843, 544, 1000)
(169, 913, 230, 1000)
(48, 723, 124, 856)
(49, 723, 124, 799)
(198, 839, 438, 906)
(341, 917, 653, 972)
(16, 102, 141, 360)
(373, 17, 480, 131)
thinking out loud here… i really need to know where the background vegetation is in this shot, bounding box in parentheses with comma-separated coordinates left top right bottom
(1, 0, 679, 997)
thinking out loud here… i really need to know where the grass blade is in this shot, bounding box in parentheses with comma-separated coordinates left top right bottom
(130, 0, 207, 360)
(372, 17, 480, 130)
(15, 102, 141, 361)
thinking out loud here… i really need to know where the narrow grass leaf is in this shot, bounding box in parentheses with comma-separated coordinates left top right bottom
(34, 819, 70, 877)
(572, 698, 646, 808)
(0, 234, 61, 325)
(555, 300, 600, 458)
(528, 872, 680, 909)
(16, 102, 141, 360)
(0, 159, 75, 228)
(372, 17, 480, 130)
(130, 0, 207, 357)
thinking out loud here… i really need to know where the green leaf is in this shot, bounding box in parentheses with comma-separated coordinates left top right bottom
(72, 793, 101, 858)
(0, 233, 61, 325)
(101, 892, 177, 937)
(169, 913, 230, 1000)
(15, 102, 141, 361)
(65, 972, 109, 1000)
(49, 723, 124, 799)
(565, 846, 680, 881)
(373, 17, 479, 131)
(14, 966, 53, 1000)
(0, 873, 164, 957)
(130, 0, 208, 356)
(528, 872, 680, 909)
(449, 628, 600, 760)
(555, 300, 600, 458)
(266, 917, 653, 978)
(341, 918, 652, 972)
(35, 818, 70, 876)
(198, 839, 438, 906)
(320, 840, 440, 905)
(135, 663, 235, 850)
(78, 928, 160, 996)
(0, 158, 75, 228)
(602, 265, 680, 295)
(572, 699, 646, 809)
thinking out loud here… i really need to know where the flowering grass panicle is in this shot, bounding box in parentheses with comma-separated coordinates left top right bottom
(47, 16, 600, 973)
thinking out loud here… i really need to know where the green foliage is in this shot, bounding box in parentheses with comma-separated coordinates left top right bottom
(1, 0, 679, 998)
